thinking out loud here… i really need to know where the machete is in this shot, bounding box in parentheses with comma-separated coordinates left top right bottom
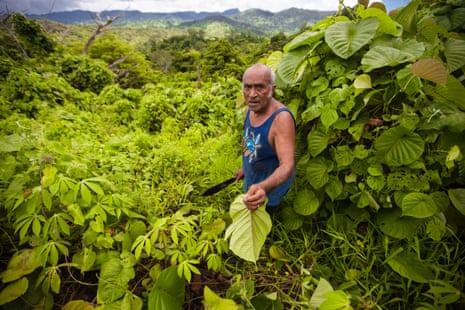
(202, 177, 236, 196)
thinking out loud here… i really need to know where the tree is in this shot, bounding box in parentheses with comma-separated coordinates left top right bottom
(201, 39, 244, 79)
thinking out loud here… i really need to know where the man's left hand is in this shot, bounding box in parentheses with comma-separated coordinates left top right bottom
(243, 184, 267, 211)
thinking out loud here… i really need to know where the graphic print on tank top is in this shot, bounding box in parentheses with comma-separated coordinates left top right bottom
(243, 127, 261, 163)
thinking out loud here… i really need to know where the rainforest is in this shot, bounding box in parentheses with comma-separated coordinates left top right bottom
(0, 0, 465, 309)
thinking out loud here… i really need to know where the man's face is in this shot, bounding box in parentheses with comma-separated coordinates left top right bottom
(242, 69, 274, 113)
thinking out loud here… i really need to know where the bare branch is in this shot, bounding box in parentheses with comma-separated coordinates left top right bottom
(83, 13, 121, 55)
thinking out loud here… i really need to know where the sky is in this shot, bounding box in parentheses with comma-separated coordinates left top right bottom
(1, 0, 410, 15)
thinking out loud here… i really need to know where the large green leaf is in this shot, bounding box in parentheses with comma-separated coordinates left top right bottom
(307, 127, 333, 157)
(280, 206, 304, 231)
(397, 67, 422, 97)
(325, 175, 344, 201)
(449, 188, 465, 216)
(444, 38, 465, 73)
(97, 257, 135, 304)
(1, 249, 42, 283)
(148, 266, 186, 310)
(375, 126, 424, 166)
(309, 278, 333, 308)
(276, 47, 311, 86)
(320, 105, 339, 129)
(204, 286, 239, 310)
(325, 17, 379, 59)
(386, 249, 434, 283)
(377, 208, 422, 239)
(306, 157, 333, 189)
(284, 30, 324, 52)
(359, 7, 400, 36)
(320, 290, 352, 309)
(434, 76, 465, 111)
(224, 195, 272, 262)
(293, 189, 320, 216)
(0, 277, 28, 306)
(391, 0, 421, 33)
(401, 192, 438, 218)
(450, 7, 465, 30)
(361, 46, 417, 72)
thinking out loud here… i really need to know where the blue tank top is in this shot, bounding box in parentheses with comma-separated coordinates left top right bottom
(242, 107, 296, 206)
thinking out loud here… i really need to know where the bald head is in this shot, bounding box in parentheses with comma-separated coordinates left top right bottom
(242, 63, 275, 86)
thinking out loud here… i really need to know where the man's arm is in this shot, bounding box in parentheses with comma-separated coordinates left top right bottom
(243, 111, 295, 210)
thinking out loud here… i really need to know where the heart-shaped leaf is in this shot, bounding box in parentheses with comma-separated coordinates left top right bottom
(387, 249, 434, 283)
(444, 38, 465, 73)
(225, 195, 272, 262)
(375, 126, 424, 166)
(401, 192, 438, 218)
(148, 266, 186, 310)
(325, 17, 379, 59)
(411, 58, 448, 86)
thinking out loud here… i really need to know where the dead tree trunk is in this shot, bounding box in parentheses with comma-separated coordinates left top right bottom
(83, 13, 121, 55)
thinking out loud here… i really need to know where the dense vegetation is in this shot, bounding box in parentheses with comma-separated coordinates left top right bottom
(27, 8, 334, 36)
(0, 0, 464, 309)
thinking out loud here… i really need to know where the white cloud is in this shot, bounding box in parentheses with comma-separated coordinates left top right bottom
(1, 0, 359, 14)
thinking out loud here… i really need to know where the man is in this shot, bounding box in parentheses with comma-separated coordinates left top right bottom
(235, 63, 296, 213)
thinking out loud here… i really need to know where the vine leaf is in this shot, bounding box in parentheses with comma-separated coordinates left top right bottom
(306, 157, 332, 189)
(204, 285, 239, 310)
(97, 257, 135, 304)
(377, 208, 421, 239)
(225, 195, 272, 263)
(375, 126, 424, 166)
(276, 47, 310, 86)
(359, 7, 400, 36)
(1, 249, 42, 283)
(309, 278, 333, 308)
(148, 266, 186, 310)
(411, 58, 448, 86)
(293, 189, 319, 216)
(361, 46, 417, 72)
(280, 206, 304, 231)
(284, 30, 324, 52)
(401, 192, 438, 218)
(391, 0, 421, 33)
(444, 38, 465, 73)
(0, 277, 28, 306)
(448, 188, 465, 216)
(307, 126, 334, 156)
(387, 249, 434, 283)
(320, 291, 352, 309)
(325, 17, 379, 59)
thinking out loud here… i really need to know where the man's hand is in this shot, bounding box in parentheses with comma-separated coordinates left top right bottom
(243, 184, 267, 211)
(235, 168, 244, 181)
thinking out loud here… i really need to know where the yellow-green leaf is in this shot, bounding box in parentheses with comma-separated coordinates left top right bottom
(0, 277, 28, 306)
(224, 194, 272, 262)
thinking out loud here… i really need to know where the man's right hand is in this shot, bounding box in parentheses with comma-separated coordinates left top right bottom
(235, 168, 244, 181)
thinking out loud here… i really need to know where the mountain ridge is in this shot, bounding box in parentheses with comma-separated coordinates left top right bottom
(27, 8, 335, 35)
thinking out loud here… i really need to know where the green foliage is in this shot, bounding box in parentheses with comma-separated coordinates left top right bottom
(11, 13, 55, 57)
(0, 66, 82, 117)
(202, 39, 245, 80)
(88, 33, 159, 88)
(57, 54, 113, 93)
